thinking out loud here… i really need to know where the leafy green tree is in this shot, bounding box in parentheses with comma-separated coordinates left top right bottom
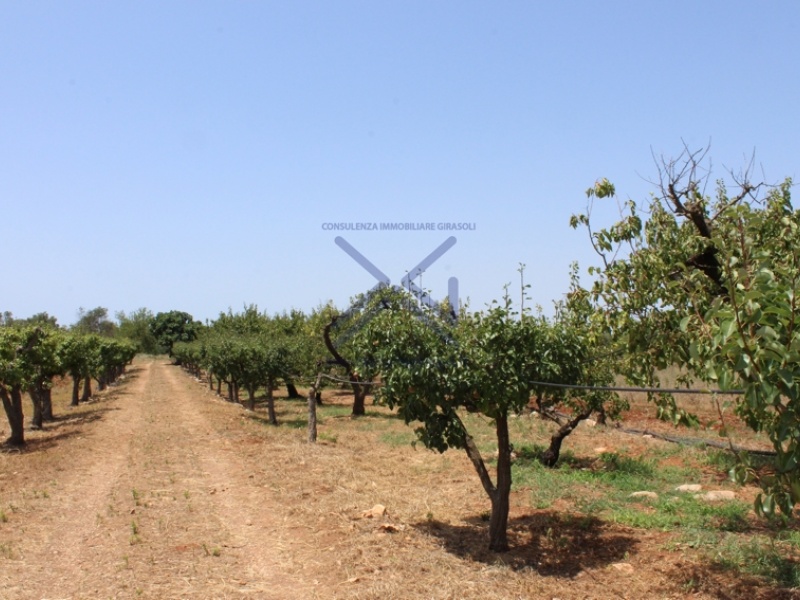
(205, 334, 242, 402)
(150, 310, 201, 358)
(322, 308, 373, 415)
(60, 334, 100, 405)
(193, 307, 303, 422)
(172, 339, 205, 379)
(271, 309, 314, 399)
(116, 308, 159, 354)
(573, 147, 800, 515)
(355, 291, 586, 551)
(0, 327, 50, 445)
(319, 291, 422, 416)
(73, 307, 116, 337)
(18, 312, 59, 328)
(26, 326, 64, 428)
(95, 338, 137, 390)
(259, 333, 297, 424)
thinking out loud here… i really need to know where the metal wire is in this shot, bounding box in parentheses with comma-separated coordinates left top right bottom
(307, 372, 744, 396)
(527, 380, 744, 395)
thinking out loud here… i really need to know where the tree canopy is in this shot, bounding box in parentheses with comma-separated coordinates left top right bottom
(354, 288, 593, 551)
(573, 146, 800, 516)
(150, 310, 201, 357)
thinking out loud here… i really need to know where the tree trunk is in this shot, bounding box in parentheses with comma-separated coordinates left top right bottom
(71, 376, 81, 406)
(352, 383, 368, 416)
(266, 378, 278, 425)
(541, 409, 594, 468)
(458, 413, 511, 552)
(308, 374, 322, 443)
(1, 386, 26, 446)
(29, 376, 52, 428)
(323, 316, 371, 417)
(29, 388, 43, 430)
(42, 387, 53, 421)
(489, 414, 512, 552)
(595, 406, 607, 426)
(286, 381, 301, 399)
(246, 385, 256, 411)
(81, 376, 92, 402)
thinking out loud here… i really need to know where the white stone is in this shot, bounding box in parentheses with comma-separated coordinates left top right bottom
(675, 484, 702, 493)
(629, 491, 658, 500)
(696, 490, 736, 502)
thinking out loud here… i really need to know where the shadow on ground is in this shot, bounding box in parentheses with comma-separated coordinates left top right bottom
(1, 367, 140, 454)
(416, 511, 638, 576)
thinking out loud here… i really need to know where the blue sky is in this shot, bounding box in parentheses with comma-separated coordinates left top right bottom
(1, 1, 798, 326)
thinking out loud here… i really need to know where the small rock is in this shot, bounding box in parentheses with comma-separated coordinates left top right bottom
(361, 504, 387, 518)
(675, 484, 702, 493)
(611, 562, 635, 575)
(696, 490, 736, 502)
(629, 491, 658, 500)
(642, 434, 653, 439)
(582, 419, 597, 428)
(593, 447, 608, 454)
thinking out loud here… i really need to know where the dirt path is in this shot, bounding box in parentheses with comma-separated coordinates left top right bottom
(3, 357, 796, 600)
(0, 357, 319, 600)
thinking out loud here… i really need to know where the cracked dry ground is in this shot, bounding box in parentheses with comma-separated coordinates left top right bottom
(0, 358, 326, 599)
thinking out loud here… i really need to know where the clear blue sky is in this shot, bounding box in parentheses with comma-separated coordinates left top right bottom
(2, 1, 798, 326)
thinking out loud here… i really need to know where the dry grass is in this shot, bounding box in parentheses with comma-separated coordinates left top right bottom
(1, 358, 798, 599)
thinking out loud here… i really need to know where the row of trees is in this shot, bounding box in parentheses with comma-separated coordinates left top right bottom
(172, 307, 314, 424)
(1, 307, 201, 358)
(0, 326, 137, 445)
(0, 308, 203, 446)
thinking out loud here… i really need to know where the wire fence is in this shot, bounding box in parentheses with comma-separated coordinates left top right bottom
(313, 372, 743, 396)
